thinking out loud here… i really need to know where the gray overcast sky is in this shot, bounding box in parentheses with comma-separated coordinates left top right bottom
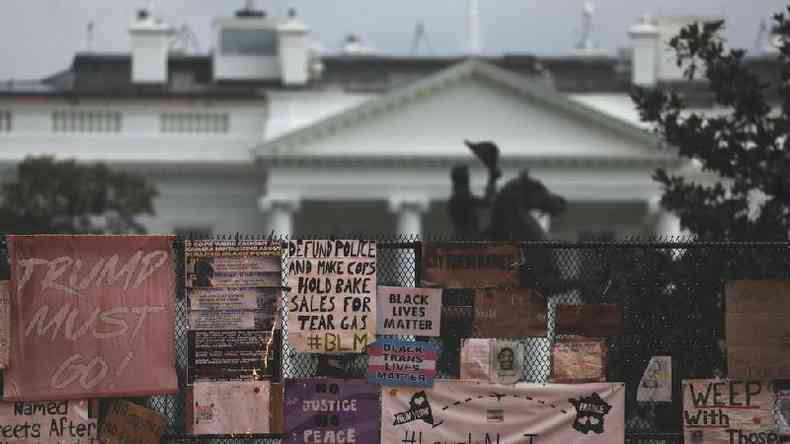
(1, 0, 788, 79)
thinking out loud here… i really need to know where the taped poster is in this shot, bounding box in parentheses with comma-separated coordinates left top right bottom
(368, 339, 437, 387)
(778, 390, 790, 435)
(284, 378, 380, 444)
(192, 381, 274, 435)
(473, 288, 547, 337)
(421, 242, 521, 288)
(381, 381, 625, 443)
(725, 280, 790, 379)
(637, 356, 672, 402)
(286, 240, 376, 353)
(683, 379, 778, 444)
(188, 310, 275, 331)
(5, 235, 177, 401)
(189, 287, 278, 311)
(377, 286, 441, 336)
(188, 329, 275, 382)
(100, 400, 167, 444)
(0, 399, 96, 443)
(185, 239, 281, 288)
(551, 338, 606, 383)
(0, 280, 9, 369)
(460, 338, 492, 381)
(492, 340, 523, 385)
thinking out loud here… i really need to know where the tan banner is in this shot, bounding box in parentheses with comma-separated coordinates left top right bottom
(473, 288, 547, 337)
(421, 242, 521, 288)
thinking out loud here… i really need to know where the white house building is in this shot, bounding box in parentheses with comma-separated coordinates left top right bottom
(0, 4, 781, 239)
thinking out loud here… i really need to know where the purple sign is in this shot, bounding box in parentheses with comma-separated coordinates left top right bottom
(284, 378, 380, 444)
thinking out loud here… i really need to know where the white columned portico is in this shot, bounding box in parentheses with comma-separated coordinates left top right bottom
(259, 195, 302, 237)
(388, 196, 430, 238)
(647, 195, 682, 238)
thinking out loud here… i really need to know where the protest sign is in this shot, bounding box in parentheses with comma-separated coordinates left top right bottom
(286, 240, 376, 353)
(421, 242, 521, 288)
(188, 310, 276, 331)
(492, 340, 523, 385)
(100, 400, 167, 444)
(376, 287, 441, 336)
(637, 356, 672, 402)
(5, 235, 177, 401)
(368, 339, 437, 388)
(188, 287, 277, 311)
(555, 304, 623, 337)
(284, 378, 379, 444)
(460, 338, 493, 381)
(473, 288, 547, 337)
(185, 240, 281, 288)
(0, 280, 9, 369)
(381, 381, 625, 444)
(0, 399, 96, 443)
(551, 338, 606, 383)
(188, 329, 275, 382)
(682, 379, 778, 444)
(192, 381, 274, 435)
(725, 280, 790, 379)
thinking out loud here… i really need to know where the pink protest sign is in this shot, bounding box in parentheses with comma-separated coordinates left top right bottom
(4, 235, 178, 401)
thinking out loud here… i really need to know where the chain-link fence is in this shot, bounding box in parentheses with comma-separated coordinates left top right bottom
(3, 235, 790, 444)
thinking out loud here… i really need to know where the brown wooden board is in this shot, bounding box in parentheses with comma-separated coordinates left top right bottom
(555, 304, 623, 337)
(550, 337, 606, 383)
(472, 288, 547, 337)
(726, 280, 790, 379)
(100, 400, 167, 444)
(421, 242, 521, 288)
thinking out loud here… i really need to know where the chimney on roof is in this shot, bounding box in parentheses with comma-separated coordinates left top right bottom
(129, 2, 174, 84)
(627, 15, 659, 86)
(277, 9, 310, 85)
(467, 0, 482, 54)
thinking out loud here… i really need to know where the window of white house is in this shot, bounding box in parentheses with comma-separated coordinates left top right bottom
(220, 29, 277, 55)
(160, 113, 229, 134)
(0, 110, 12, 132)
(52, 110, 122, 133)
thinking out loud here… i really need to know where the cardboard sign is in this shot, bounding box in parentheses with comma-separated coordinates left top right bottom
(551, 338, 606, 383)
(492, 340, 523, 385)
(421, 242, 521, 288)
(185, 240, 281, 288)
(192, 381, 274, 435)
(683, 379, 778, 444)
(555, 304, 623, 337)
(376, 287, 441, 336)
(381, 381, 625, 443)
(726, 280, 790, 379)
(778, 390, 790, 435)
(100, 400, 167, 444)
(5, 235, 178, 401)
(473, 288, 547, 337)
(637, 356, 672, 402)
(460, 338, 493, 381)
(0, 399, 96, 443)
(284, 378, 380, 444)
(188, 329, 275, 382)
(368, 339, 437, 387)
(286, 240, 377, 353)
(0, 281, 9, 369)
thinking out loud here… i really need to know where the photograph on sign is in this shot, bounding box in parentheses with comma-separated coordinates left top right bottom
(188, 329, 275, 382)
(682, 379, 778, 444)
(492, 340, 523, 385)
(284, 378, 380, 444)
(421, 242, 521, 288)
(725, 280, 790, 379)
(368, 339, 437, 387)
(551, 338, 606, 383)
(185, 239, 281, 288)
(377, 286, 441, 336)
(381, 381, 625, 443)
(286, 239, 376, 353)
(100, 400, 167, 444)
(192, 381, 273, 435)
(555, 304, 623, 337)
(5, 235, 178, 401)
(473, 288, 547, 337)
(460, 338, 493, 381)
(637, 356, 672, 402)
(0, 399, 96, 443)
(0, 281, 8, 369)
(188, 287, 279, 311)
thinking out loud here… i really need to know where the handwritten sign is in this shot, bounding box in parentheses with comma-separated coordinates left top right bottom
(368, 339, 436, 387)
(551, 338, 606, 383)
(637, 356, 672, 402)
(683, 379, 778, 444)
(185, 240, 281, 288)
(284, 378, 380, 444)
(0, 399, 96, 443)
(555, 304, 623, 337)
(5, 235, 177, 401)
(287, 240, 376, 353)
(100, 400, 167, 444)
(192, 381, 274, 435)
(473, 288, 547, 337)
(377, 287, 441, 336)
(460, 338, 492, 381)
(0, 280, 9, 369)
(726, 280, 790, 379)
(381, 381, 625, 444)
(421, 242, 521, 288)
(188, 329, 274, 382)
